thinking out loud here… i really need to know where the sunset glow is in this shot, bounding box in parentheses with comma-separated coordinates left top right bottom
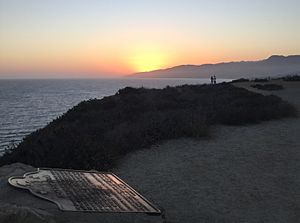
(0, 0, 300, 77)
(129, 48, 168, 72)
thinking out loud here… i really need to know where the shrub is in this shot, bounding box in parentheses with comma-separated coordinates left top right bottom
(0, 83, 297, 170)
(251, 84, 284, 91)
(283, 75, 300, 81)
(231, 78, 250, 83)
(253, 78, 269, 82)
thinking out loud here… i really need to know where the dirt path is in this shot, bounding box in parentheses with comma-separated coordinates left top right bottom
(114, 81, 300, 223)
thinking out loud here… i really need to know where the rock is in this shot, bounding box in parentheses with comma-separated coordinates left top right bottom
(0, 163, 163, 223)
(0, 204, 56, 223)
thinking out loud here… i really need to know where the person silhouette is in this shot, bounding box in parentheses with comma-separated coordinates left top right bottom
(210, 76, 214, 84)
(213, 75, 217, 84)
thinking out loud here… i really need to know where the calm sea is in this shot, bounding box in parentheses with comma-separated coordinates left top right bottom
(0, 78, 229, 153)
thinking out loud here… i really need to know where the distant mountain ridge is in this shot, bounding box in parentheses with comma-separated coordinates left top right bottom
(131, 55, 300, 79)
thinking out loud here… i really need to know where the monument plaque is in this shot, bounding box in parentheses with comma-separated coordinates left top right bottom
(8, 168, 161, 214)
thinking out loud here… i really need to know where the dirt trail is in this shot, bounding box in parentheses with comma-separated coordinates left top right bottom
(115, 80, 300, 223)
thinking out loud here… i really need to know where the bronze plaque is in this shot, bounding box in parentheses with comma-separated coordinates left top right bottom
(8, 168, 160, 214)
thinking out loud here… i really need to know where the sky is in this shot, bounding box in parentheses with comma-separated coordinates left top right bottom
(0, 0, 299, 78)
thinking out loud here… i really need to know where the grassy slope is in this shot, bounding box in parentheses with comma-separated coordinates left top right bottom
(0, 83, 297, 170)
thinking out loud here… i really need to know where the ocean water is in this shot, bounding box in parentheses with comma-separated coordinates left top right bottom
(0, 78, 229, 153)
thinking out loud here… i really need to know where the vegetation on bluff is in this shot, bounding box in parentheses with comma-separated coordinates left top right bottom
(0, 83, 297, 170)
(231, 78, 250, 83)
(283, 75, 300, 81)
(251, 84, 284, 91)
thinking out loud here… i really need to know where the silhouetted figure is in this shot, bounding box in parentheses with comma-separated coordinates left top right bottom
(210, 76, 214, 84)
(213, 75, 217, 84)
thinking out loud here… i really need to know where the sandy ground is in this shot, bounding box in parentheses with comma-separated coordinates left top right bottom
(114, 80, 300, 223)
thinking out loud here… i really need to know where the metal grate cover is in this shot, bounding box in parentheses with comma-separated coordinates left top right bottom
(8, 168, 160, 214)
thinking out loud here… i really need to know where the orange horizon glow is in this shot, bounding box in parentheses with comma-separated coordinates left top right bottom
(2, 44, 294, 77)
(0, 34, 299, 77)
(2, 52, 295, 77)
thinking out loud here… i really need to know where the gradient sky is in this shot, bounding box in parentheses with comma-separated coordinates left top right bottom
(0, 0, 299, 77)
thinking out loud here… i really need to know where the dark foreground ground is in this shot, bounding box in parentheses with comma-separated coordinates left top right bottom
(114, 80, 300, 222)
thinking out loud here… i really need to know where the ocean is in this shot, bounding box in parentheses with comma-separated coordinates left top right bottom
(0, 78, 229, 153)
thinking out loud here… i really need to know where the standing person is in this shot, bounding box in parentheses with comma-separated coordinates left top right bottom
(213, 75, 217, 84)
(210, 76, 214, 84)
